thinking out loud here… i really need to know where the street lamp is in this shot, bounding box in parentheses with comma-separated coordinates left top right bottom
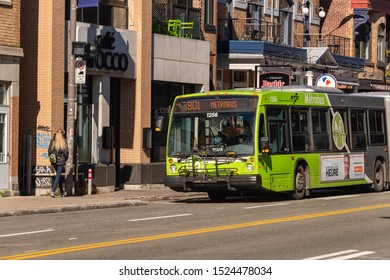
(302, 4, 309, 16)
(318, 7, 326, 19)
(302, 2, 310, 47)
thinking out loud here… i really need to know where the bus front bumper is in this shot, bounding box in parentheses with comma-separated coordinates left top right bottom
(164, 175, 262, 193)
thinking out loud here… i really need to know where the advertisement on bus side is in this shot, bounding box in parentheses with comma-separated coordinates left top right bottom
(320, 154, 365, 182)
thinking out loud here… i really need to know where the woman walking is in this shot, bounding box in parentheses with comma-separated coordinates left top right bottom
(48, 129, 69, 198)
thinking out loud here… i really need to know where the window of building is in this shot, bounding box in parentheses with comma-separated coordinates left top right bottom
(204, 0, 214, 27)
(378, 24, 385, 62)
(278, 9, 292, 45)
(0, 0, 12, 6)
(0, 83, 9, 106)
(66, 0, 128, 28)
(355, 22, 371, 60)
(233, 71, 249, 88)
(151, 82, 196, 162)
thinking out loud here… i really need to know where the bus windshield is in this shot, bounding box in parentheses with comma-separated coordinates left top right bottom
(167, 96, 258, 157)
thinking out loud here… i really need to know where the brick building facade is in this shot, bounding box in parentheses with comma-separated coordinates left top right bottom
(0, 0, 23, 196)
(18, 0, 215, 195)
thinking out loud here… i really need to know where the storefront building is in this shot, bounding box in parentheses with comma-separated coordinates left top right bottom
(216, 0, 366, 91)
(19, 0, 213, 195)
(0, 0, 23, 196)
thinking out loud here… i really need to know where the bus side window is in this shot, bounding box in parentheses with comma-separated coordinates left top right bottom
(269, 122, 286, 153)
(291, 108, 310, 152)
(312, 109, 329, 151)
(369, 110, 386, 145)
(351, 110, 367, 150)
(267, 107, 287, 153)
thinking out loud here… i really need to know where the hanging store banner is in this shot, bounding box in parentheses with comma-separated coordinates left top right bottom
(78, 0, 99, 8)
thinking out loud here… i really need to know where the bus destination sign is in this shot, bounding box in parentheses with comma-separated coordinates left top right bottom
(174, 97, 258, 112)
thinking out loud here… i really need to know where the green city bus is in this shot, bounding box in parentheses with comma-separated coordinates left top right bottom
(164, 86, 389, 201)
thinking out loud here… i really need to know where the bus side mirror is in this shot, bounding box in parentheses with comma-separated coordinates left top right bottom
(155, 115, 165, 132)
(260, 137, 270, 153)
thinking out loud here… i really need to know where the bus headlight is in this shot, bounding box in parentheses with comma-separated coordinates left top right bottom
(170, 164, 177, 173)
(246, 163, 254, 172)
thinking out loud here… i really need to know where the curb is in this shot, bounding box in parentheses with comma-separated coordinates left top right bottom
(0, 200, 147, 218)
(0, 193, 208, 218)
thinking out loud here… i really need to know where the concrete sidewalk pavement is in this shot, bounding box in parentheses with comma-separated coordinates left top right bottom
(0, 186, 207, 218)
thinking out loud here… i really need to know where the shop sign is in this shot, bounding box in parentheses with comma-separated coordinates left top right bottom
(75, 25, 136, 79)
(316, 73, 337, 88)
(258, 72, 291, 88)
(370, 82, 390, 91)
(89, 32, 129, 72)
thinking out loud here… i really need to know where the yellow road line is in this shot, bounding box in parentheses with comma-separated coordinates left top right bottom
(2, 203, 390, 260)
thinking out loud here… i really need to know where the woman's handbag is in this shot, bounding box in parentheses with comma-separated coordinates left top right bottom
(49, 152, 57, 164)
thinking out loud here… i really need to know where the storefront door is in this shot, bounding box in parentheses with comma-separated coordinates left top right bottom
(0, 106, 9, 190)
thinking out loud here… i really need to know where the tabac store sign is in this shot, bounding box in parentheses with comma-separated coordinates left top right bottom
(75, 24, 137, 79)
(258, 72, 291, 88)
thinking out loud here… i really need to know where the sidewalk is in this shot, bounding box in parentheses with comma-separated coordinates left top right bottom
(0, 186, 207, 218)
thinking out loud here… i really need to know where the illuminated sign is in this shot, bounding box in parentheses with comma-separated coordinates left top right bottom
(258, 72, 291, 88)
(173, 97, 258, 112)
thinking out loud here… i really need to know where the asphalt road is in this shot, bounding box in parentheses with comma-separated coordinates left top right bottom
(1, 187, 390, 260)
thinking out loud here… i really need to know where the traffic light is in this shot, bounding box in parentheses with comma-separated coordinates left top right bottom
(72, 41, 97, 58)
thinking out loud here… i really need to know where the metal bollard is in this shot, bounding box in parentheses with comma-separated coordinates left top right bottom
(88, 168, 93, 195)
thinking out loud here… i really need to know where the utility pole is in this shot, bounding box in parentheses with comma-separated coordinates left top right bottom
(65, 0, 77, 195)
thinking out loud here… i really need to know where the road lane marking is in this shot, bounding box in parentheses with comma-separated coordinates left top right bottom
(304, 250, 358, 260)
(305, 250, 374, 260)
(0, 229, 54, 238)
(2, 203, 390, 260)
(128, 213, 192, 222)
(244, 203, 289, 209)
(331, 251, 374, 260)
(314, 195, 359, 200)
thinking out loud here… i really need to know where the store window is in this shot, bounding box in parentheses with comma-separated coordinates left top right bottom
(233, 71, 249, 88)
(66, 0, 128, 29)
(64, 74, 92, 163)
(151, 82, 195, 162)
(76, 79, 92, 163)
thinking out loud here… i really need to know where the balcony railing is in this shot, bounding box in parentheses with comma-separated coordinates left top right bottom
(292, 33, 351, 56)
(152, 1, 201, 39)
(218, 18, 351, 56)
(217, 18, 283, 43)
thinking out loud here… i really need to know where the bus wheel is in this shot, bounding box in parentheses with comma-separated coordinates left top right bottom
(207, 191, 227, 202)
(373, 160, 385, 192)
(292, 166, 306, 200)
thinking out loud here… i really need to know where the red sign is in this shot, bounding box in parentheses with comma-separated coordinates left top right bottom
(258, 72, 291, 88)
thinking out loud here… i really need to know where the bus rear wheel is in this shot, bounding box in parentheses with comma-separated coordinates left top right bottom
(207, 191, 227, 202)
(373, 160, 385, 192)
(292, 166, 306, 200)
